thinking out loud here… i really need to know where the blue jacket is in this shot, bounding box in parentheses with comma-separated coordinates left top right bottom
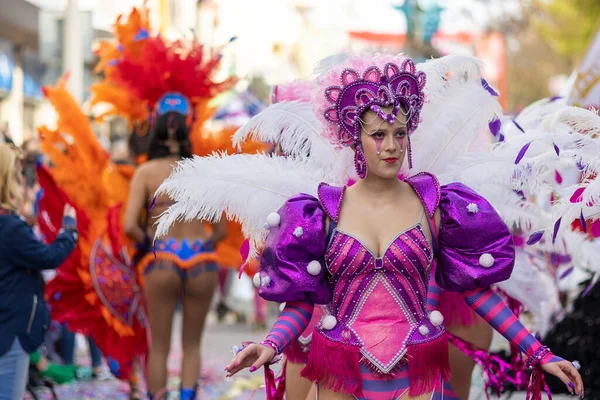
(0, 212, 78, 357)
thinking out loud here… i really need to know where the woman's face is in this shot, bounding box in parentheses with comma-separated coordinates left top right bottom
(359, 107, 408, 179)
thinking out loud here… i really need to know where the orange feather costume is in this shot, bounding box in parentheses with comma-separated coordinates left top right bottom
(38, 5, 265, 380)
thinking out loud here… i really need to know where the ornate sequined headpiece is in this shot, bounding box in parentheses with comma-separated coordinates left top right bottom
(322, 58, 426, 175)
(323, 58, 426, 145)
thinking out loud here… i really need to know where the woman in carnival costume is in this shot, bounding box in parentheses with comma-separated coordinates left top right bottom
(108, 10, 265, 400)
(124, 94, 229, 400)
(37, 6, 263, 400)
(231, 58, 579, 400)
(156, 52, 585, 400)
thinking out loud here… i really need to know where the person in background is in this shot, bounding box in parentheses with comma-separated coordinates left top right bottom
(124, 97, 228, 400)
(0, 143, 78, 399)
(60, 327, 113, 380)
(1, 122, 14, 145)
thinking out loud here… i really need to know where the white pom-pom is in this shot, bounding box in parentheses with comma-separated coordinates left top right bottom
(479, 253, 495, 268)
(293, 226, 304, 238)
(307, 260, 322, 276)
(266, 212, 281, 227)
(253, 273, 261, 288)
(321, 315, 337, 330)
(418, 325, 430, 336)
(429, 310, 444, 327)
(279, 302, 286, 312)
(261, 275, 271, 287)
(467, 203, 479, 214)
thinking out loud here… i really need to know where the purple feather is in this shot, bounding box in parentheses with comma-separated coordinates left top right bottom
(526, 230, 544, 245)
(581, 209, 587, 233)
(559, 266, 574, 280)
(549, 96, 563, 102)
(515, 142, 531, 164)
(148, 196, 157, 211)
(489, 118, 501, 137)
(512, 119, 525, 133)
(553, 143, 560, 155)
(570, 187, 585, 203)
(552, 218, 562, 244)
(481, 78, 499, 96)
(582, 281, 597, 297)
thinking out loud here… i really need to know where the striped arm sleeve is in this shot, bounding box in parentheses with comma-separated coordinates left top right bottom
(427, 276, 441, 311)
(463, 287, 561, 364)
(264, 300, 314, 353)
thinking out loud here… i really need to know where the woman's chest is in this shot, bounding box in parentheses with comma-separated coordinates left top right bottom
(325, 227, 433, 305)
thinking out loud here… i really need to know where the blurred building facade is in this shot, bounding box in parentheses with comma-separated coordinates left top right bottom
(0, 0, 509, 146)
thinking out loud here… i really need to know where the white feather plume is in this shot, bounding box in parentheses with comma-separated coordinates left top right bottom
(232, 101, 320, 156)
(312, 53, 351, 77)
(412, 56, 503, 175)
(154, 153, 331, 259)
(495, 249, 561, 335)
(231, 100, 355, 186)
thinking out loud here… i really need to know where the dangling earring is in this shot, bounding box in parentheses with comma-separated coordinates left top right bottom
(354, 142, 368, 179)
(407, 135, 413, 169)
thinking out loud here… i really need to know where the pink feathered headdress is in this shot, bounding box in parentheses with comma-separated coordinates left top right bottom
(314, 53, 426, 177)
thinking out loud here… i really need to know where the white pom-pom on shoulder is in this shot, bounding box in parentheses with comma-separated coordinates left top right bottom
(293, 226, 304, 238)
(479, 253, 495, 268)
(253, 273, 261, 288)
(266, 212, 281, 227)
(307, 260, 322, 276)
(467, 203, 479, 214)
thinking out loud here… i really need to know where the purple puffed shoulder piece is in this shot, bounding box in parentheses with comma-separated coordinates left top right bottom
(258, 193, 333, 304)
(435, 182, 515, 292)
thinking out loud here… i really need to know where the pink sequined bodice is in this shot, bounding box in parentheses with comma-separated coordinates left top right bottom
(321, 222, 434, 373)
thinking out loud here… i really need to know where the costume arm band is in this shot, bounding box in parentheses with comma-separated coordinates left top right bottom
(263, 300, 314, 354)
(463, 287, 561, 364)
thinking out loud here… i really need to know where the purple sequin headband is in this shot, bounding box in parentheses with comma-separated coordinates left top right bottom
(322, 58, 426, 172)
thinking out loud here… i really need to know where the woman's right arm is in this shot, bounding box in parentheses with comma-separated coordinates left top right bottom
(124, 167, 148, 244)
(9, 214, 78, 270)
(263, 300, 314, 353)
(226, 300, 314, 376)
(226, 193, 332, 375)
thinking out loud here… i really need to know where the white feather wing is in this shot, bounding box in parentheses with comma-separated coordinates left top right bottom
(232, 101, 320, 157)
(154, 153, 327, 258)
(232, 100, 355, 186)
(412, 55, 503, 175)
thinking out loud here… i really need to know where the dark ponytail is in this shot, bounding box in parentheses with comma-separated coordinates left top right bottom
(147, 112, 192, 160)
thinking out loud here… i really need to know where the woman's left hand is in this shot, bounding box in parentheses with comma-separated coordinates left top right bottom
(542, 360, 584, 397)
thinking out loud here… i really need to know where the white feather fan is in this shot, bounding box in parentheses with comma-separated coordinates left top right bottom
(154, 153, 332, 259)
(232, 101, 320, 157)
(231, 100, 356, 186)
(412, 55, 503, 174)
(495, 249, 561, 335)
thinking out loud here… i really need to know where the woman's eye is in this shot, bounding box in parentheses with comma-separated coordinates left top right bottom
(395, 131, 407, 138)
(372, 132, 385, 139)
